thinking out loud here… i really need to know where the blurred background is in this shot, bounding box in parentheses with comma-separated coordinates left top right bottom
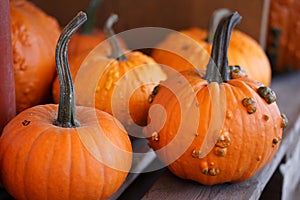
(30, 0, 300, 74)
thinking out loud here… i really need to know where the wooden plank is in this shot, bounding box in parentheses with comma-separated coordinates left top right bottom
(141, 71, 300, 200)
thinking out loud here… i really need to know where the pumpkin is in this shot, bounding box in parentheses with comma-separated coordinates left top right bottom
(10, 0, 61, 112)
(67, 0, 126, 74)
(151, 9, 271, 86)
(53, 14, 167, 135)
(0, 12, 132, 200)
(145, 12, 288, 185)
(68, 0, 106, 57)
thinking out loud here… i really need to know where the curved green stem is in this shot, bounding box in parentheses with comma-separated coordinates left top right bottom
(207, 8, 231, 43)
(53, 11, 87, 128)
(81, 0, 104, 34)
(103, 14, 127, 61)
(204, 12, 242, 83)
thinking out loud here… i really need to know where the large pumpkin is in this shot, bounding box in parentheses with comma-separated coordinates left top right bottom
(10, 0, 61, 112)
(53, 14, 167, 135)
(0, 12, 132, 199)
(152, 9, 271, 86)
(145, 12, 287, 185)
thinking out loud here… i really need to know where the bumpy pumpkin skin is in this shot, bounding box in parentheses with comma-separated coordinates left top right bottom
(10, 0, 61, 112)
(93, 52, 166, 126)
(145, 68, 284, 185)
(152, 27, 271, 86)
(0, 104, 132, 200)
(72, 50, 167, 133)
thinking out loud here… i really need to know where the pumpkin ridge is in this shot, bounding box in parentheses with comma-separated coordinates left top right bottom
(44, 129, 58, 199)
(72, 132, 88, 199)
(226, 82, 256, 181)
(149, 86, 179, 148)
(219, 84, 238, 181)
(67, 132, 72, 200)
(3, 129, 34, 198)
(257, 98, 279, 166)
(0, 121, 25, 165)
(238, 81, 267, 169)
(20, 125, 52, 199)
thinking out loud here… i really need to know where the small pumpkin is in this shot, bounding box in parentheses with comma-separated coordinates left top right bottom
(145, 12, 287, 185)
(68, 0, 107, 57)
(10, 0, 61, 112)
(53, 14, 167, 135)
(152, 9, 271, 86)
(0, 12, 132, 200)
(67, 0, 126, 75)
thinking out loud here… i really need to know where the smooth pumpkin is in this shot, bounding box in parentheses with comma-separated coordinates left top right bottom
(68, 0, 106, 58)
(145, 12, 287, 185)
(10, 0, 61, 112)
(0, 12, 132, 199)
(53, 14, 167, 135)
(152, 9, 271, 86)
(67, 0, 126, 76)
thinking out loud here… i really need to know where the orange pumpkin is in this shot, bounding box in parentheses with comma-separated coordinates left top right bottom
(152, 9, 271, 86)
(10, 0, 61, 112)
(0, 12, 132, 199)
(68, 0, 106, 57)
(145, 12, 287, 185)
(53, 14, 167, 135)
(67, 0, 126, 73)
(68, 29, 106, 58)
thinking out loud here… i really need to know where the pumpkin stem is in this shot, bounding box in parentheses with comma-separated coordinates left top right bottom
(81, 0, 104, 34)
(53, 12, 87, 128)
(204, 12, 242, 83)
(103, 14, 127, 61)
(207, 8, 231, 43)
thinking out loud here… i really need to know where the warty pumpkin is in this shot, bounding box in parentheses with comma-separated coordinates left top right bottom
(10, 0, 61, 112)
(0, 12, 132, 200)
(145, 12, 287, 185)
(53, 14, 167, 135)
(151, 9, 272, 86)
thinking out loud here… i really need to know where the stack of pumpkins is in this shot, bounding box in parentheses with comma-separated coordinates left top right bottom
(0, 0, 287, 199)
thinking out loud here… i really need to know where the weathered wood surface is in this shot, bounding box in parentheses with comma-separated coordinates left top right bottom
(141, 71, 300, 200)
